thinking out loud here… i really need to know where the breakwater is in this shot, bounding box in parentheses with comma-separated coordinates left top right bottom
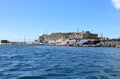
(75, 40, 120, 48)
(100, 40, 120, 48)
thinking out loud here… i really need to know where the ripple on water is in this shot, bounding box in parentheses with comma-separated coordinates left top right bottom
(103, 68, 120, 78)
(0, 72, 4, 76)
(86, 75, 109, 79)
(45, 67, 74, 73)
(17, 76, 46, 79)
(17, 73, 69, 79)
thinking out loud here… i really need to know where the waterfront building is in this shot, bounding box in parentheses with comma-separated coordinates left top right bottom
(1, 40, 10, 43)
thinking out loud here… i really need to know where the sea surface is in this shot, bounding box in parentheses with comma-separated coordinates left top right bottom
(0, 46, 120, 79)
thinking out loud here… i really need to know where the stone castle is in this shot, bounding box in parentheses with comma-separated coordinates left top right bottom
(39, 31, 98, 45)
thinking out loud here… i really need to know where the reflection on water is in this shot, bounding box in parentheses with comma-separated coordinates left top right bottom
(0, 46, 120, 79)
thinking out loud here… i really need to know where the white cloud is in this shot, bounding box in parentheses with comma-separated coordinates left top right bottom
(112, 0, 120, 10)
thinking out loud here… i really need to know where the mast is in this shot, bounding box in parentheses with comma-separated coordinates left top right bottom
(24, 35, 26, 45)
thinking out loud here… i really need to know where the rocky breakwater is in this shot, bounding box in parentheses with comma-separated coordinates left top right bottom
(100, 40, 120, 48)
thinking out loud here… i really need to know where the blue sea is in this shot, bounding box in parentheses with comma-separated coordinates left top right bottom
(0, 46, 120, 79)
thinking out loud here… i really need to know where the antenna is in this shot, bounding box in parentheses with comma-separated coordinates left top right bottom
(24, 35, 26, 45)
(77, 28, 79, 33)
(24, 35, 25, 42)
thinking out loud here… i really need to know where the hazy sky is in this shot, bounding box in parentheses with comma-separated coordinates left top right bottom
(0, 0, 120, 41)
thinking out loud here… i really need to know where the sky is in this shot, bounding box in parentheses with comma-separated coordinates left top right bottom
(0, 0, 120, 41)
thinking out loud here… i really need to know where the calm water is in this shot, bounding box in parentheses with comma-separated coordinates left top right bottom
(0, 46, 120, 79)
